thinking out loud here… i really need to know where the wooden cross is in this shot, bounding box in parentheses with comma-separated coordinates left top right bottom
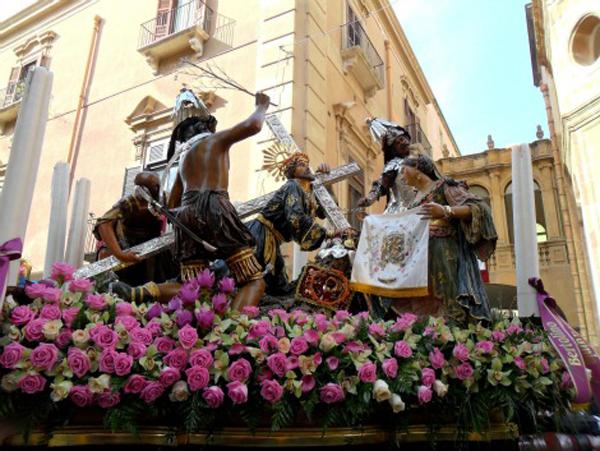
(74, 117, 360, 279)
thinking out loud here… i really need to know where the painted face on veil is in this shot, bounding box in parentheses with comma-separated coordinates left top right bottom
(400, 165, 419, 187)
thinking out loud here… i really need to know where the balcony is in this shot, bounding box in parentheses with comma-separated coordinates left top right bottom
(137, 0, 234, 74)
(0, 80, 25, 124)
(406, 123, 432, 157)
(341, 20, 384, 98)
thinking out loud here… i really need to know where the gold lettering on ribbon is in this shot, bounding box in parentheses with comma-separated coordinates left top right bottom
(547, 321, 583, 366)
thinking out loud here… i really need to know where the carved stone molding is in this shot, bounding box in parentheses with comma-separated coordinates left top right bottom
(14, 30, 58, 60)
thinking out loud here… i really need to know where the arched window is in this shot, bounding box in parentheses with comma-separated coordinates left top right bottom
(504, 181, 547, 243)
(570, 15, 600, 66)
(469, 185, 490, 207)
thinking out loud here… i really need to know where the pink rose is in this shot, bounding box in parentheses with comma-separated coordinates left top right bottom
(260, 379, 284, 404)
(10, 305, 36, 325)
(491, 330, 506, 342)
(326, 356, 340, 371)
(475, 341, 494, 354)
(40, 304, 62, 321)
(344, 341, 365, 353)
(129, 327, 153, 346)
(42, 287, 62, 303)
(154, 337, 176, 354)
(70, 385, 93, 407)
(218, 277, 235, 294)
(24, 284, 47, 300)
(314, 314, 330, 332)
(159, 367, 181, 387)
(421, 368, 435, 387)
(273, 326, 285, 338)
(452, 343, 470, 362)
(290, 336, 309, 356)
(115, 315, 139, 331)
(186, 366, 210, 391)
(391, 313, 418, 332)
(540, 357, 550, 374)
(98, 349, 117, 373)
(164, 348, 188, 371)
(18, 373, 46, 394)
(303, 329, 319, 346)
(69, 278, 93, 293)
(115, 302, 134, 316)
(97, 390, 121, 408)
(178, 325, 199, 350)
(266, 353, 287, 378)
(301, 375, 316, 393)
(67, 347, 91, 378)
(51, 262, 75, 283)
(226, 381, 248, 405)
(268, 308, 289, 323)
(30, 343, 59, 371)
(506, 324, 523, 335)
(417, 385, 432, 404)
(331, 332, 346, 345)
(394, 340, 413, 358)
(455, 362, 474, 380)
(114, 352, 133, 376)
(429, 347, 446, 369)
(85, 293, 107, 310)
(212, 293, 229, 314)
(189, 348, 213, 368)
(203, 386, 224, 408)
(241, 306, 259, 318)
(24, 319, 46, 342)
(334, 310, 351, 322)
(290, 310, 308, 325)
(259, 335, 279, 354)
(91, 325, 118, 349)
(195, 308, 215, 329)
(140, 381, 165, 403)
(228, 343, 246, 355)
(227, 358, 252, 382)
(286, 356, 299, 371)
(145, 321, 162, 337)
(368, 323, 386, 337)
(514, 356, 526, 370)
(0, 343, 26, 368)
(382, 358, 398, 378)
(56, 329, 73, 349)
(248, 320, 271, 340)
(320, 383, 345, 403)
(124, 375, 147, 394)
(358, 362, 377, 383)
(62, 307, 80, 328)
(127, 342, 147, 359)
(196, 269, 215, 289)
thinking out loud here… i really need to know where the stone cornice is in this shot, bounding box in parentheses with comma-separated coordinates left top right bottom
(0, 0, 72, 41)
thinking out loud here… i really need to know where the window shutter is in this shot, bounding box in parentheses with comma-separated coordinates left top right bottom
(144, 137, 169, 166)
(122, 166, 142, 197)
(154, 0, 176, 40)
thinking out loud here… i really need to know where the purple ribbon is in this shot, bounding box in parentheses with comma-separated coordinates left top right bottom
(0, 238, 22, 298)
(530, 278, 599, 404)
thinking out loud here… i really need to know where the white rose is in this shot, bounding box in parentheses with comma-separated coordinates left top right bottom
(373, 379, 391, 402)
(50, 380, 73, 402)
(340, 324, 356, 340)
(8, 325, 22, 341)
(169, 381, 190, 402)
(43, 319, 63, 340)
(88, 374, 111, 394)
(433, 380, 448, 398)
(319, 334, 337, 352)
(1, 373, 19, 392)
(72, 329, 89, 347)
(389, 393, 405, 413)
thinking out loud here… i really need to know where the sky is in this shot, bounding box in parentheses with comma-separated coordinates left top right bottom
(394, 0, 548, 155)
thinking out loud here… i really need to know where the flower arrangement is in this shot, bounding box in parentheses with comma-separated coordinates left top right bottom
(0, 262, 573, 436)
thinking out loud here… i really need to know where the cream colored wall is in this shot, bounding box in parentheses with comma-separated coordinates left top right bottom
(541, 0, 600, 340)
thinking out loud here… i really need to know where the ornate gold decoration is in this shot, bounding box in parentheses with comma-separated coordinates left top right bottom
(261, 141, 292, 182)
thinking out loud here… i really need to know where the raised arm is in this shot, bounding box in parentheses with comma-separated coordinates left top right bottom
(215, 93, 270, 146)
(357, 169, 397, 207)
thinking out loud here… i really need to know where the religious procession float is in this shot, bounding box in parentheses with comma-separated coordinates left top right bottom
(0, 68, 598, 450)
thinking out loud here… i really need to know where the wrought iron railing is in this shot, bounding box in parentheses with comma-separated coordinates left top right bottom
(406, 123, 432, 157)
(0, 80, 26, 109)
(138, 0, 235, 49)
(342, 19, 384, 85)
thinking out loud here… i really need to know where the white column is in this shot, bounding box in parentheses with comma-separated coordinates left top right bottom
(44, 162, 70, 276)
(0, 67, 53, 305)
(511, 143, 540, 317)
(65, 178, 91, 268)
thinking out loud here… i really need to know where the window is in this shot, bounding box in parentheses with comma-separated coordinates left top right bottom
(570, 15, 600, 66)
(144, 137, 170, 167)
(504, 181, 547, 243)
(347, 168, 364, 230)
